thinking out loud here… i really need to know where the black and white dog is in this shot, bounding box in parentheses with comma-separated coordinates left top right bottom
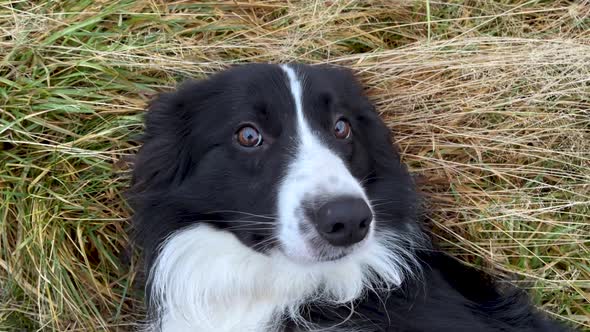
(129, 64, 570, 331)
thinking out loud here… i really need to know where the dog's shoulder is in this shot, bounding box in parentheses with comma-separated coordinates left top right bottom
(295, 252, 573, 332)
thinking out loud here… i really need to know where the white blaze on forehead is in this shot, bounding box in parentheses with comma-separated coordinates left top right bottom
(278, 64, 369, 262)
(280, 65, 313, 146)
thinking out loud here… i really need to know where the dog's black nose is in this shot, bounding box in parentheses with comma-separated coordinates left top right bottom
(314, 197, 372, 247)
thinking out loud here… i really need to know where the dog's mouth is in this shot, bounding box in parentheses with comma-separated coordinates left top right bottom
(314, 234, 372, 262)
(279, 228, 372, 264)
(313, 250, 349, 262)
(323, 254, 346, 261)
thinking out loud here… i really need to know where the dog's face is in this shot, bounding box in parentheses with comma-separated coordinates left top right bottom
(132, 64, 418, 266)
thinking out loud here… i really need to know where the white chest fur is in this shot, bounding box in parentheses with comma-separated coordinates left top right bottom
(147, 224, 411, 332)
(159, 302, 278, 332)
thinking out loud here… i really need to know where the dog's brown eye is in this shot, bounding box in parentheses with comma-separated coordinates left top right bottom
(236, 125, 262, 147)
(334, 119, 351, 139)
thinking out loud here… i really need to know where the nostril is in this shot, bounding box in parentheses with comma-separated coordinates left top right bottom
(329, 222, 345, 234)
(359, 218, 369, 229)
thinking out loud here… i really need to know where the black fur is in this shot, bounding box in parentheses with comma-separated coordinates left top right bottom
(288, 252, 569, 331)
(129, 63, 572, 331)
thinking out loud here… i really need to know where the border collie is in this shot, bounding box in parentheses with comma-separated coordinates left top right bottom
(129, 63, 571, 332)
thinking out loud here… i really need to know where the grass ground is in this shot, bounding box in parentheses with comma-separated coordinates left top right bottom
(0, 0, 589, 331)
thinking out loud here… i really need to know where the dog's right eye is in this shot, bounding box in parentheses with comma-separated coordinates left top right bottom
(236, 125, 263, 147)
(334, 119, 352, 139)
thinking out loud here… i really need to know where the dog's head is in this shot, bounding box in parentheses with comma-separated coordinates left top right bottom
(131, 63, 420, 270)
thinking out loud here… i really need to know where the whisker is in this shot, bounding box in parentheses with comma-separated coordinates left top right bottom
(252, 236, 280, 252)
(188, 219, 275, 225)
(204, 210, 278, 219)
(370, 202, 395, 208)
(225, 226, 276, 231)
(359, 175, 386, 185)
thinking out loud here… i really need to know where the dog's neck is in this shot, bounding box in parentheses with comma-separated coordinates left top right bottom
(147, 224, 412, 332)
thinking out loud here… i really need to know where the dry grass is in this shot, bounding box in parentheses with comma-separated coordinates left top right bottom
(1, 0, 589, 331)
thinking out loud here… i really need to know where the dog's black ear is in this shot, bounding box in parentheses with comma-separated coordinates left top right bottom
(131, 80, 206, 194)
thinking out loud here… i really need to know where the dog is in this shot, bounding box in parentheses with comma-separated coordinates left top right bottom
(129, 63, 571, 331)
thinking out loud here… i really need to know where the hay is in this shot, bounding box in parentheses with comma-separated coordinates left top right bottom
(1, 1, 588, 330)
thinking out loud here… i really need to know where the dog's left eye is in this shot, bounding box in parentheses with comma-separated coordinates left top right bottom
(236, 125, 263, 147)
(334, 119, 352, 139)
